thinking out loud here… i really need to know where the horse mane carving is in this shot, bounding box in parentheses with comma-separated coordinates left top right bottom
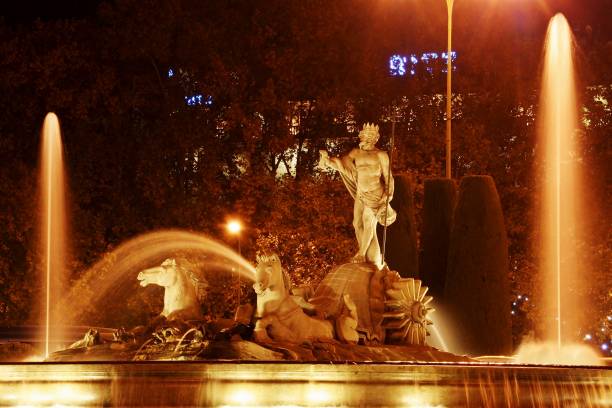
(137, 258, 204, 321)
(255, 253, 291, 289)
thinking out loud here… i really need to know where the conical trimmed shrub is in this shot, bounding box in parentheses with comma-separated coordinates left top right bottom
(444, 175, 511, 356)
(420, 178, 457, 299)
(379, 174, 418, 277)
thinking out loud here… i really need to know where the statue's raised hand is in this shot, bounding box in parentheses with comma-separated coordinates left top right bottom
(318, 150, 330, 169)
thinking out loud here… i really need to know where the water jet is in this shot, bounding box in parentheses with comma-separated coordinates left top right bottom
(516, 13, 602, 365)
(39, 112, 68, 358)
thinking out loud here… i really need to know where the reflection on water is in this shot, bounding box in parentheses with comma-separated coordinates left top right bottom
(2, 383, 97, 406)
(0, 362, 609, 407)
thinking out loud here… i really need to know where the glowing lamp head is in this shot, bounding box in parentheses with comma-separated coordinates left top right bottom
(227, 220, 242, 235)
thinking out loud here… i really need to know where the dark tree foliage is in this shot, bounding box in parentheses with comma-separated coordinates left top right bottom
(420, 178, 456, 299)
(0, 0, 608, 349)
(382, 174, 418, 278)
(445, 176, 511, 355)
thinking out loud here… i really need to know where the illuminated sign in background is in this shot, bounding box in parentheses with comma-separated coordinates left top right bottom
(389, 51, 457, 76)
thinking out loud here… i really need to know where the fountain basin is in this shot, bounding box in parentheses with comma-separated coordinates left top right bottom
(1, 361, 609, 407)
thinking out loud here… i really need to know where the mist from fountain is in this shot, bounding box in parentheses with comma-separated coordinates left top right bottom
(60, 230, 256, 327)
(427, 302, 457, 353)
(515, 13, 600, 366)
(39, 113, 68, 358)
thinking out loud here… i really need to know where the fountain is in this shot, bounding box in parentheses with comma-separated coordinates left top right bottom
(0, 13, 610, 406)
(39, 112, 68, 358)
(515, 13, 600, 365)
(42, 126, 460, 364)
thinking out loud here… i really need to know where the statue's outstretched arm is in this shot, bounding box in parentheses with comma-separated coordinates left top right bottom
(318, 150, 342, 172)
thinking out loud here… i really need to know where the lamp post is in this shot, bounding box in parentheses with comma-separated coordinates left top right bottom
(226, 219, 242, 305)
(444, 0, 454, 179)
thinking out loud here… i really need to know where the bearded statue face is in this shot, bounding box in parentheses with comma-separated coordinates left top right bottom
(358, 124, 380, 150)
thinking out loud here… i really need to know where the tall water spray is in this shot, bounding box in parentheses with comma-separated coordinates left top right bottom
(516, 14, 600, 365)
(40, 113, 67, 357)
(539, 13, 580, 348)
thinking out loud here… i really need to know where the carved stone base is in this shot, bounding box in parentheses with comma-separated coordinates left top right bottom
(47, 339, 472, 363)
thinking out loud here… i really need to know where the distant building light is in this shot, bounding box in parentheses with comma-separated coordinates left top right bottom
(441, 51, 458, 73)
(389, 54, 407, 76)
(389, 50, 457, 77)
(584, 334, 592, 340)
(184, 94, 213, 107)
(168, 68, 174, 78)
(421, 52, 438, 62)
(602, 343, 609, 351)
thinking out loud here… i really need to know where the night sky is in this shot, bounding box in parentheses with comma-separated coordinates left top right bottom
(0, 1, 103, 22)
(1, 0, 611, 37)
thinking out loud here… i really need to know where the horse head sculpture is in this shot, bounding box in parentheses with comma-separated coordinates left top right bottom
(138, 259, 180, 288)
(254, 253, 289, 295)
(137, 258, 203, 321)
(253, 252, 335, 343)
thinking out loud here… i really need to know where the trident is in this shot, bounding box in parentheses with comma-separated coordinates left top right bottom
(381, 120, 395, 267)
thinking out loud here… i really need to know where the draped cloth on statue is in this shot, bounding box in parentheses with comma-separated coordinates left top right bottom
(331, 156, 397, 226)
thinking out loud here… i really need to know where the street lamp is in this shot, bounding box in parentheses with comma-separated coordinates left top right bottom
(393, 0, 455, 178)
(226, 219, 243, 304)
(227, 220, 241, 235)
(444, 0, 454, 179)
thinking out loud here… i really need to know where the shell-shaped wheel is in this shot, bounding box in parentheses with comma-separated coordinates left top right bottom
(382, 278, 434, 346)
